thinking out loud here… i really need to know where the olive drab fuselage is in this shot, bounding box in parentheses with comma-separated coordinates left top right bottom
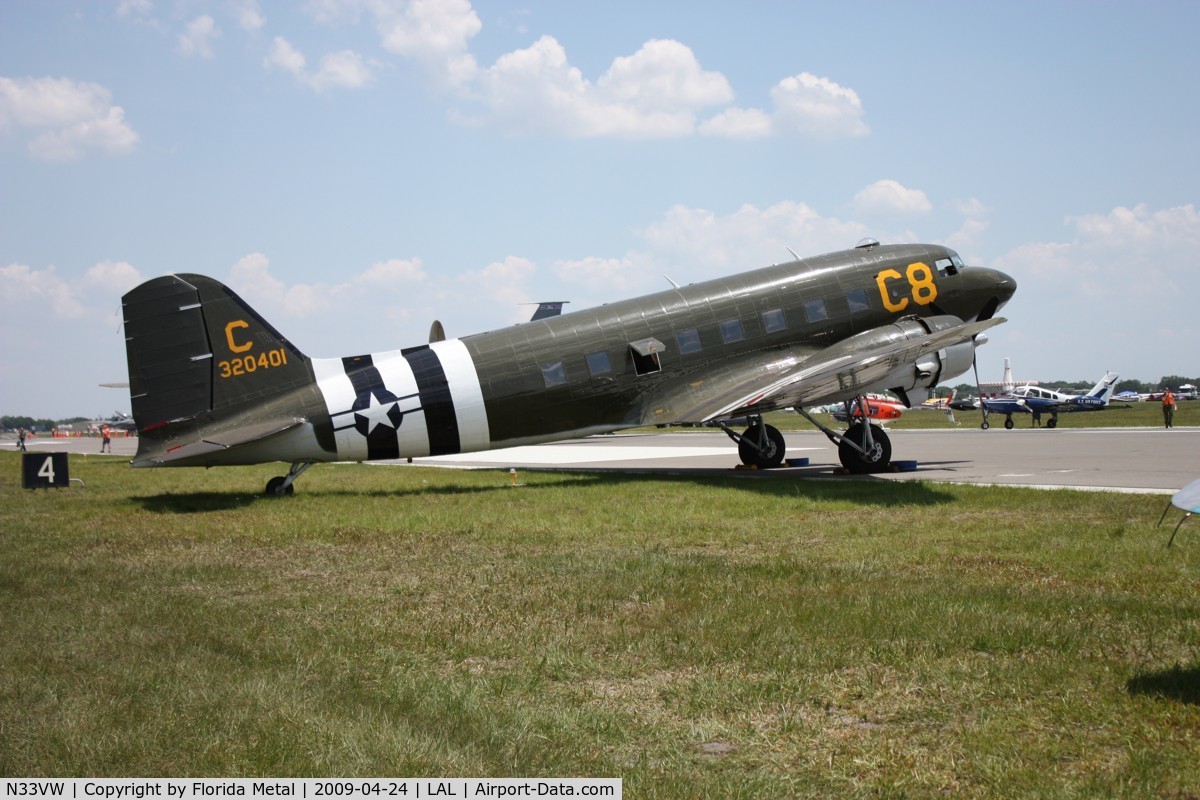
(122, 242, 1016, 472)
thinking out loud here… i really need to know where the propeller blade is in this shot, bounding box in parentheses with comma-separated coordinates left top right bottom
(973, 354, 990, 427)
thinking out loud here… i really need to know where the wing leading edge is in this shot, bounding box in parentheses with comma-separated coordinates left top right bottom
(668, 316, 1004, 423)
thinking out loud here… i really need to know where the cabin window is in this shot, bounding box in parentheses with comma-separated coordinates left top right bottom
(677, 328, 702, 354)
(936, 257, 958, 277)
(719, 318, 744, 344)
(586, 350, 611, 376)
(804, 298, 829, 322)
(541, 361, 568, 388)
(629, 338, 665, 376)
(762, 308, 786, 333)
(846, 289, 870, 314)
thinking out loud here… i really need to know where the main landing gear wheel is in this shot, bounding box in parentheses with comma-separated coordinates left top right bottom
(738, 424, 786, 469)
(1004, 418, 1014, 430)
(265, 476, 295, 496)
(838, 423, 891, 474)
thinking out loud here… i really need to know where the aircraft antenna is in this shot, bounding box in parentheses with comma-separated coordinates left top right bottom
(786, 247, 801, 261)
(664, 275, 681, 289)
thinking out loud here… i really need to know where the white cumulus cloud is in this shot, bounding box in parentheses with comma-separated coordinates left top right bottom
(991, 203, 1200, 383)
(853, 180, 933, 216)
(84, 260, 143, 294)
(264, 37, 372, 92)
(229, 0, 265, 31)
(372, 0, 481, 87)
(0, 260, 143, 320)
(0, 76, 139, 162)
(359, 258, 428, 285)
(700, 72, 869, 140)
(116, 0, 153, 18)
(640, 201, 871, 273)
(553, 256, 641, 293)
(0, 264, 85, 318)
(177, 15, 220, 59)
(292, 2, 868, 142)
(473, 36, 731, 139)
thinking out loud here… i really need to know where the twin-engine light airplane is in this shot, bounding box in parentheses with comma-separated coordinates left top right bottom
(980, 371, 1119, 429)
(121, 240, 1016, 494)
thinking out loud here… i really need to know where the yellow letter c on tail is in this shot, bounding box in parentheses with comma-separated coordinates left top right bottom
(225, 320, 253, 353)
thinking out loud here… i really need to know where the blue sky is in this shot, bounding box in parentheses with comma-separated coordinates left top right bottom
(2, 1, 1198, 419)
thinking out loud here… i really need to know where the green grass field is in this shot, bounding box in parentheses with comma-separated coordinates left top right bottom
(2, 451, 1198, 797)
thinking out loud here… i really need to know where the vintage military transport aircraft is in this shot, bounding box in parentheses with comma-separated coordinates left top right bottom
(122, 240, 1016, 494)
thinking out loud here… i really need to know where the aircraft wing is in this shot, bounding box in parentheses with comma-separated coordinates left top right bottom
(661, 317, 1003, 424)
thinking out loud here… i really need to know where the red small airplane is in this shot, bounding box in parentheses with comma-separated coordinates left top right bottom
(832, 393, 906, 422)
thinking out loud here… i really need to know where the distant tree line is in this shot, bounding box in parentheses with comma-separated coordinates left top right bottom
(2, 415, 90, 431)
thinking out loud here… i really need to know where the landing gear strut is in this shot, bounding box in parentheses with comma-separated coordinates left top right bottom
(265, 462, 313, 496)
(718, 415, 787, 469)
(792, 403, 894, 474)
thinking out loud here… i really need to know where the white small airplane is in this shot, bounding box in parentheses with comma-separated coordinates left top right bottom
(981, 372, 1119, 429)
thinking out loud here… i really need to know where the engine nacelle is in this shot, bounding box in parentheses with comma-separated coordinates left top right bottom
(825, 315, 981, 407)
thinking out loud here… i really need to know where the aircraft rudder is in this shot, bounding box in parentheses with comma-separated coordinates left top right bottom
(123, 273, 315, 433)
(185, 273, 315, 412)
(1088, 371, 1120, 399)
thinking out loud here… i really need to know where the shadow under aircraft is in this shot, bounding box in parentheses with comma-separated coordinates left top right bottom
(121, 239, 1015, 495)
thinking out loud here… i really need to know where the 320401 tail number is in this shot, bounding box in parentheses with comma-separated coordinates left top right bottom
(218, 347, 288, 379)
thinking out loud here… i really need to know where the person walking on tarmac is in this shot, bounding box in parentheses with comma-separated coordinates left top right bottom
(100, 424, 112, 453)
(17, 427, 27, 452)
(1162, 388, 1177, 429)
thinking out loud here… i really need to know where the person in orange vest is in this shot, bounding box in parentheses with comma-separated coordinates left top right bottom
(1162, 388, 1177, 429)
(101, 424, 112, 453)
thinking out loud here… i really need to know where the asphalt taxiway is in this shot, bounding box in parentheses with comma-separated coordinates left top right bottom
(410, 427, 1198, 494)
(5, 427, 1195, 494)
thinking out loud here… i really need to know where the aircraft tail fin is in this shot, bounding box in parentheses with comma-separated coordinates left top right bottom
(122, 274, 316, 433)
(530, 301, 567, 321)
(1087, 371, 1120, 404)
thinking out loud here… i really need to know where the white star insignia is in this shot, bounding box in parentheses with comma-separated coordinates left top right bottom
(355, 392, 399, 434)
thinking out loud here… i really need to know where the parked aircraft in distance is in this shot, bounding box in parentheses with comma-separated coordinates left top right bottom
(919, 389, 956, 410)
(831, 393, 906, 423)
(980, 371, 1119, 430)
(121, 240, 1016, 494)
(949, 394, 981, 411)
(94, 411, 136, 432)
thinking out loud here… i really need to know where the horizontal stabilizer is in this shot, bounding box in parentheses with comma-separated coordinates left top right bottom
(133, 418, 307, 466)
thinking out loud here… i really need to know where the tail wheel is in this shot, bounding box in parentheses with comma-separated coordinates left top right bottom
(838, 423, 891, 474)
(738, 424, 786, 469)
(265, 476, 294, 496)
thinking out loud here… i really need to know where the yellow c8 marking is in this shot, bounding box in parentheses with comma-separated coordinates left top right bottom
(225, 319, 253, 353)
(876, 261, 938, 313)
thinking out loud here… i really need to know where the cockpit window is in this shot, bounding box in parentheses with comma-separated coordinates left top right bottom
(936, 257, 958, 277)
